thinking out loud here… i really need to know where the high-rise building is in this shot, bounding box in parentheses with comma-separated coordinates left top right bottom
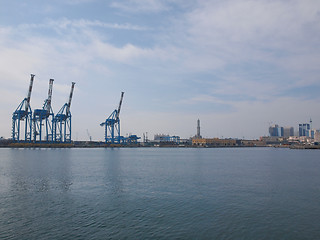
(283, 127, 294, 138)
(269, 124, 294, 138)
(315, 130, 320, 142)
(306, 129, 315, 139)
(299, 123, 310, 137)
(269, 124, 282, 137)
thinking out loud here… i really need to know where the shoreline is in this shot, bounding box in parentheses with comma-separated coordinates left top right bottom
(1, 142, 319, 149)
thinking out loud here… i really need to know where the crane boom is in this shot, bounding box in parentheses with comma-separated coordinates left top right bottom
(46, 79, 54, 112)
(66, 82, 75, 115)
(116, 92, 124, 120)
(25, 74, 35, 112)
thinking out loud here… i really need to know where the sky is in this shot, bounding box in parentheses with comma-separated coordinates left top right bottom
(1, 0, 320, 141)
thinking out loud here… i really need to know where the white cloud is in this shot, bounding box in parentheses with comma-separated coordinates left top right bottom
(91, 41, 169, 64)
(65, 0, 97, 4)
(19, 18, 149, 31)
(110, 0, 171, 13)
(162, 0, 320, 100)
(187, 0, 320, 46)
(173, 0, 319, 69)
(1, 0, 320, 139)
(176, 94, 225, 105)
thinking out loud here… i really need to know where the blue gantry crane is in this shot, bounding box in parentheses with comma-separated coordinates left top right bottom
(33, 79, 54, 142)
(12, 74, 35, 142)
(53, 82, 75, 143)
(126, 134, 140, 144)
(100, 92, 124, 144)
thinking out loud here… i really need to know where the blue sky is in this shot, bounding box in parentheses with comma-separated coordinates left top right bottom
(1, 0, 320, 140)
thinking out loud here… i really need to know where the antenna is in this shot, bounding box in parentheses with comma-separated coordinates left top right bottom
(86, 129, 92, 142)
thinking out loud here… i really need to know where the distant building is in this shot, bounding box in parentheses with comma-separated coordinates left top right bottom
(260, 136, 283, 145)
(154, 134, 180, 144)
(269, 124, 282, 137)
(314, 130, 320, 143)
(241, 139, 267, 147)
(299, 123, 310, 137)
(283, 127, 294, 138)
(306, 129, 316, 139)
(269, 124, 294, 138)
(192, 138, 266, 147)
(192, 138, 238, 147)
(194, 119, 202, 139)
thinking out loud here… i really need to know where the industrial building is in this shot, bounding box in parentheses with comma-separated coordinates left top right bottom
(154, 134, 180, 144)
(192, 138, 238, 147)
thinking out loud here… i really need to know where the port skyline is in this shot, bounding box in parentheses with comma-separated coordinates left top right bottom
(0, 1, 319, 141)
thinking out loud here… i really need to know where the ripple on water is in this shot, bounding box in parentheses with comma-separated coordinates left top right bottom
(0, 148, 320, 239)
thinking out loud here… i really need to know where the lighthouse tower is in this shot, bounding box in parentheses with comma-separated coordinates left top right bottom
(196, 119, 202, 139)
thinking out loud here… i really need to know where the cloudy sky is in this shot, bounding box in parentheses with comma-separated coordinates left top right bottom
(1, 0, 319, 140)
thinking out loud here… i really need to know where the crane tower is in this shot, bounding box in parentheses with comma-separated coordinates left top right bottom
(33, 79, 54, 142)
(53, 82, 75, 143)
(100, 92, 124, 144)
(12, 74, 35, 142)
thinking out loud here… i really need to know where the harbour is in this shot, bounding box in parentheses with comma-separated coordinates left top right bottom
(1, 1, 320, 239)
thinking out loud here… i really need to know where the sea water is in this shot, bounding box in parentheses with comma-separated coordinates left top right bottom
(0, 147, 319, 239)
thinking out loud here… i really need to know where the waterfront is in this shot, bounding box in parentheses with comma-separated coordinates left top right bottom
(0, 148, 319, 239)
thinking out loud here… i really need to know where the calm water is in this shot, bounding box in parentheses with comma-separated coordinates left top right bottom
(0, 147, 319, 239)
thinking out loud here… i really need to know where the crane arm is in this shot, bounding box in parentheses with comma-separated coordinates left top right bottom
(46, 79, 54, 112)
(25, 74, 35, 112)
(116, 92, 124, 120)
(66, 82, 75, 115)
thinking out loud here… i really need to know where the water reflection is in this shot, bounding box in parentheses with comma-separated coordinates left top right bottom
(1, 148, 320, 239)
(7, 148, 73, 193)
(103, 148, 124, 195)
